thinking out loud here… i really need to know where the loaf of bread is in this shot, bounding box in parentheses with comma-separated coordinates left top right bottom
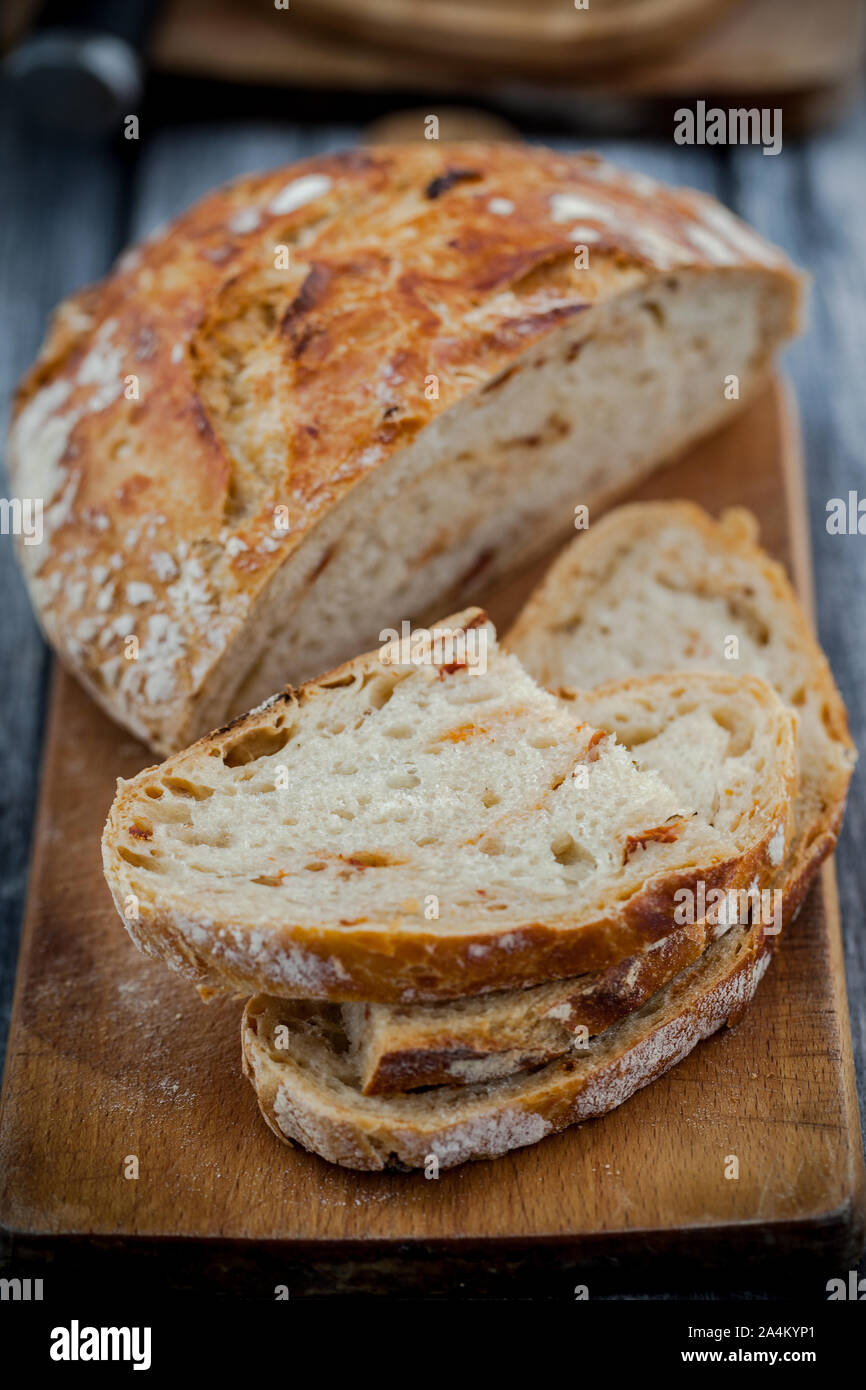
(101, 610, 795, 1004)
(340, 670, 796, 1092)
(346, 502, 855, 1095)
(10, 144, 801, 754)
(242, 916, 774, 1171)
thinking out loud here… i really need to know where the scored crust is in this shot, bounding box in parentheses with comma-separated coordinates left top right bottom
(101, 611, 796, 1004)
(241, 917, 776, 1171)
(10, 144, 802, 754)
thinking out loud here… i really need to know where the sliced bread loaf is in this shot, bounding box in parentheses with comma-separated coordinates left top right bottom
(242, 915, 775, 1170)
(102, 610, 795, 1003)
(506, 501, 856, 921)
(342, 671, 792, 1092)
(10, 145, 801, 755)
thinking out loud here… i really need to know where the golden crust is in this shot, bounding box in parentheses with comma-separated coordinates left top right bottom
(9, 145, 800, 753)
(241, 918, 776, 1171)
(359, 917, 709, 1094)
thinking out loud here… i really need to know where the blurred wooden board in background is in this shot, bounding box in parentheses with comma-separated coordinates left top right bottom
(2, 0, 864, 134)
(0, 379, 863, 1296)
(142, 0, 866, 134)
(289, 0, 745, 74)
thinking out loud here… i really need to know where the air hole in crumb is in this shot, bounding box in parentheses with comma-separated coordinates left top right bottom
(318, 672, 356, 689)
(176, 827, 231, 848)
(479, 835, 504, 857)
(222, 726, 291, 767)
(162, 776, 214, 800)
(527, 732, 558, 749)
(711, 710, 751, 757)
(118, 847, 156, 869)
(551, 833, 594, 870)
(387, 771, 420, 789)
(361, 671, 401, 710)
(614, 725, 656, 747)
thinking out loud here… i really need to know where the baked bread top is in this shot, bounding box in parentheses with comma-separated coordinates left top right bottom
(9, 143, 799, 753)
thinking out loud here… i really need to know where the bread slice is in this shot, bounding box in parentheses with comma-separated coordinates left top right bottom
(506, 501, 856, 922)
(9, 144, 802, 755)
(242, 917, 775, 1170)
(341, 671, 792, 1092)
(102, 610, 795, 1003)
(348, 502, 854, 1095)
(344, 920, 710, 1094)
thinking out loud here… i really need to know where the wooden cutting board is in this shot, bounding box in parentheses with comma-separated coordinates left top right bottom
(156, 0, 866, 138)
(0, 379, 864, 1295)
(3, 0, 862, 135)
(290, 0, 742, 74)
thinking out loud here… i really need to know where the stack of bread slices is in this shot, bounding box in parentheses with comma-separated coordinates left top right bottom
(5, 142, 854, 1169)
(102, 501, 855, 1170)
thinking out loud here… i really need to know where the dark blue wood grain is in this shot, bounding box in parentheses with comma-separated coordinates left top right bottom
(0, 93, 129, 1055)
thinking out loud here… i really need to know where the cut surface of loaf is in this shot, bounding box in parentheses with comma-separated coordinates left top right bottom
(505, 501, 856, 920)
(341, 671, 794, 1092)
(242, 917, 775, 1171)
(9, 144, 801, 754)
(102, 611, 795, 1003)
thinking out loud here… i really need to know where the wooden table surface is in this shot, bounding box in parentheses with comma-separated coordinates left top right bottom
(1, 82, 865, 1298)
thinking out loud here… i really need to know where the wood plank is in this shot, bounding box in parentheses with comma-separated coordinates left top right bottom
(141, 0, 864, 132)
(0, 381, 863, 1281)
(729, 117, 866, 1143)
(289, 0, 742, 74)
